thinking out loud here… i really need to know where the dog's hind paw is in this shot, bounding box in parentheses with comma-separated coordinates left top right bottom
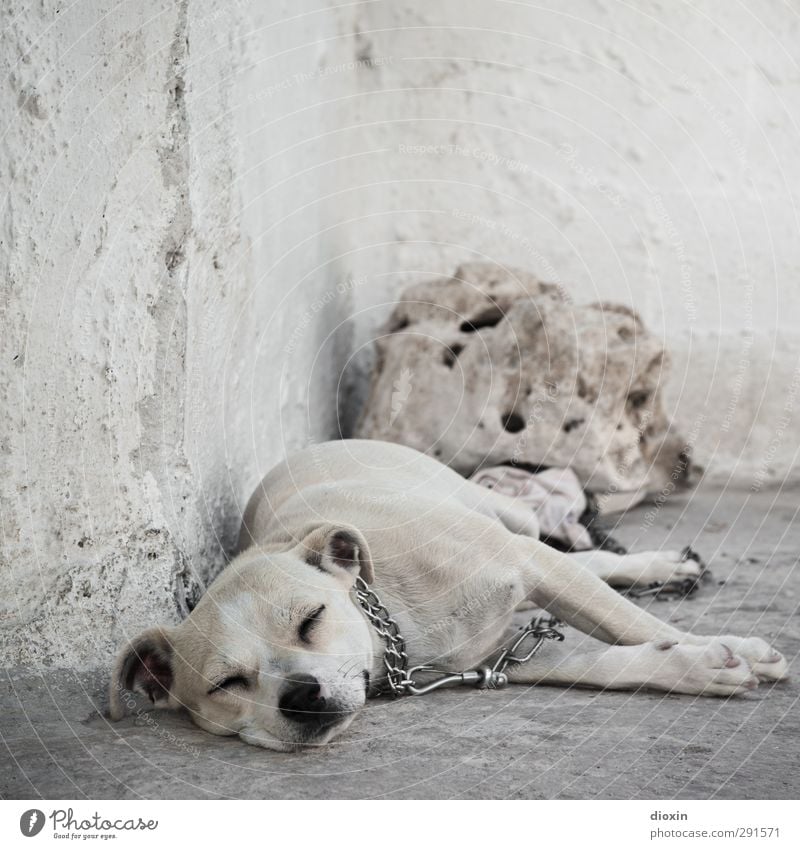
(613, 550, 703, 587)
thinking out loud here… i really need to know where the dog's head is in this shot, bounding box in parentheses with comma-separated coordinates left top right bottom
(109, 524, 377, 751)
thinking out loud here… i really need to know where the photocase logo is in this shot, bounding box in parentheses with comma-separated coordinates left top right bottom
(390, 368, 413, 425)
(14, 807, 160, 838)
(19, 809, 45, 837)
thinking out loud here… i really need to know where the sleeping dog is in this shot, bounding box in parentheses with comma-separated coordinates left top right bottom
(110, 440, 788, 751)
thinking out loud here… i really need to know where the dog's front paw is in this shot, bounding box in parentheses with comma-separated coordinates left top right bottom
(648, 640, 758, 696)
(683, 634, 788, 681)
(711, 636, 788, 681)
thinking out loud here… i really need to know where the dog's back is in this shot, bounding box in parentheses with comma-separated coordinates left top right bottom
(239, 439, 528, 548)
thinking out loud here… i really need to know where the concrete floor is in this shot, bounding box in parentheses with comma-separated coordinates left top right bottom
(2, 485, 798, 799)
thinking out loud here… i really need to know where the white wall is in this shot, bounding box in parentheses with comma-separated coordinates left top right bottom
(342, 0, 800, 488)
(0, 0, 363, 667)
(2, 0, 199, 668)
(183, 0, 361, 585)
(2, 0, 798, 668)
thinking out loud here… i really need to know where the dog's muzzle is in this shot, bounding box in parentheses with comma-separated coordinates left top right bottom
(278, 674, 351, 731)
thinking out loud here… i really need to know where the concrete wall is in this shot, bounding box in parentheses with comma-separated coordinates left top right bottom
(0, 0, 363, 667)
(2, 0, 798, 668)
(183, 1, 361, 584)
(341, 0, 800, 488)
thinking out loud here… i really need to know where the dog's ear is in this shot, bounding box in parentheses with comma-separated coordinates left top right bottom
(109, 626, 178, 720)
(299, 524, 375, 585)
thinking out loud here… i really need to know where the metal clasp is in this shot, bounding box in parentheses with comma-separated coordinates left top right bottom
(401, 665, 509, 696)
(398, 617, 565, 696)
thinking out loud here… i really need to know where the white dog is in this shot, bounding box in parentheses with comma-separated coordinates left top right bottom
(110, 440, 788, 751)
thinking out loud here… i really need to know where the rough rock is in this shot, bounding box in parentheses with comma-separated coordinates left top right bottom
(355, 262, 691, 500)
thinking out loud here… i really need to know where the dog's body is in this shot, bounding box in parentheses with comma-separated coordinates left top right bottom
(111, 440, 788, 751)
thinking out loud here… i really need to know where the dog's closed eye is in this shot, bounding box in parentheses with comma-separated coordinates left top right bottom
(299, 605, 325, 644)
(208, 674, 251, 695)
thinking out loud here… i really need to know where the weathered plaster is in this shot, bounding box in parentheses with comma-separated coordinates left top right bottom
(0, 0, 362, 667)
(339, 0, 800, 488)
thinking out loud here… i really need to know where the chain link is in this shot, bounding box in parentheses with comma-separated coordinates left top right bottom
(354, 577, 565, 697)
(620, 546, 712, 600)
(354, 577, 410, 694)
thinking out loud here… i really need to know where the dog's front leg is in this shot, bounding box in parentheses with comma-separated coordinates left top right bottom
(523, 541, 685, 645)
(501, 633, 759, 696)
(521, 541, 788, 682)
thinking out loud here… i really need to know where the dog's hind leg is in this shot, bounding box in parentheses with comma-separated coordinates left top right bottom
(501, 633, 759, 696)
(480, 489, 703, 590)
(465, 486, 541, 538)
(568, 549, 703, 588)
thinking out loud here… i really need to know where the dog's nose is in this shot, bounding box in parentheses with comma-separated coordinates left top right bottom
(279, 674, 329, 724)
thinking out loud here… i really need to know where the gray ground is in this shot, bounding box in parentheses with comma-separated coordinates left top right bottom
(2, 484, 798, 800)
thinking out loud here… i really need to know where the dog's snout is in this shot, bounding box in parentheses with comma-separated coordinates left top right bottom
(279, 674, 329, 724)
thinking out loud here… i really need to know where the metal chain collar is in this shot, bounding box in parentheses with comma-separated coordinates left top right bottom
(354, 576, 565, 697)
(353, 576, 409, 694)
